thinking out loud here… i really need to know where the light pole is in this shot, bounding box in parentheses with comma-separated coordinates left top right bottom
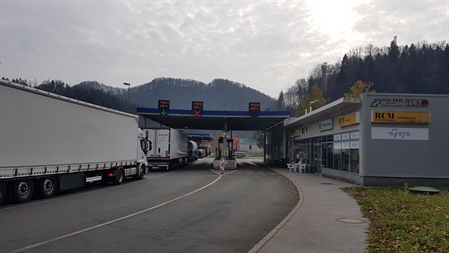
(123, 82, 130, 113)
(309, 100, 318, 113)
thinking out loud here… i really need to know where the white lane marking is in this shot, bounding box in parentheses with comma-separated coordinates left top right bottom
(11, 175, 222, 253)
(210, 169, 239, 175)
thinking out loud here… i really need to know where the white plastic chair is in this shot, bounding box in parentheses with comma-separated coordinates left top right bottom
(287, 163, 298, 172)
(298, 163, 307, 173)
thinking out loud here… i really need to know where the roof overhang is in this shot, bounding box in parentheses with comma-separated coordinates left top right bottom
(284, 97, 361, 129)
(137, 108, 291, 131)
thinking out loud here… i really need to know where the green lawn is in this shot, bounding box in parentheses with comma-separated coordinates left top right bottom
(343, 186, 449, 253)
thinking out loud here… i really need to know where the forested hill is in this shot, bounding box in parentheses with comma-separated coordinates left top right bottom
(127, 78, 275, 110)
(4, 39, 448, 115)
(279, 39, 448, 113)
(3, 78, 275, 113)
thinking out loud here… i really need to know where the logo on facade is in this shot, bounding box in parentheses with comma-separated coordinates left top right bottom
(371, 127, 429, 140)
(370, 98, 404, 107)
(404, 99, 429, 108)
(387, 128, 411, 139)
(319, 119, 333, 131)
(301, 127, 309, 134)
(373, 112, 395, 120)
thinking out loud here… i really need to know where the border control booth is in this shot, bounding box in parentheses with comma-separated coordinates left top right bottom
(136, 101, 291, 168)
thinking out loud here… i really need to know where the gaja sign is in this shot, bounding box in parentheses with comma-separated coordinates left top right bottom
(371, 127, 429, 140)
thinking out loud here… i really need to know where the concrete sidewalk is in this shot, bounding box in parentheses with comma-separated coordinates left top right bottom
(250, 168, 369, 253)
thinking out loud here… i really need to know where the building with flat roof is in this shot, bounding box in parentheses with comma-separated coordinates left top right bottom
(276, 93, 449, 186)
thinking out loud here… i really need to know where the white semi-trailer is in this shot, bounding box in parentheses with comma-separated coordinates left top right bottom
(144, 128, 188, 170)
(0, 80, 149, 205)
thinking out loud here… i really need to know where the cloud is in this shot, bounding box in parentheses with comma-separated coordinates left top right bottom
(1, 0, 447, 98)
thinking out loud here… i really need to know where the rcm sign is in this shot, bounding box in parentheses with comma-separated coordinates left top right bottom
(372, 111, 430, 124)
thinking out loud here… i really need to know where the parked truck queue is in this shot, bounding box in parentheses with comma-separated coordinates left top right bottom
(0, 80, 151, 205)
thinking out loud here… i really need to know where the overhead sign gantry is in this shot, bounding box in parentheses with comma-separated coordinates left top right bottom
(137, 101, 291, 131)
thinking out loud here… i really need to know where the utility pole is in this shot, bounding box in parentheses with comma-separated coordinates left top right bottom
(123, 82, 131, 113)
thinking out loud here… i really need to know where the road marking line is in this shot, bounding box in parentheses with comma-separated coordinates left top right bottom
(11, 175, 222, 253)
(210, 169, 239, 175)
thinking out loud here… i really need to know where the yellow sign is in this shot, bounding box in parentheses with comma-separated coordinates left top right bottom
(338, 112, 359, 126)
(372, 111, 430, 124)
(293, 129, 300, 137)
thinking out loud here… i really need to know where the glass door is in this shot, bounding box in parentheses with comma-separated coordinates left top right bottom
(310, 137, 321, 174)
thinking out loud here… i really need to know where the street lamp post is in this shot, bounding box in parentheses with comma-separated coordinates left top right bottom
(123, 82, 131, 113)
(309, 100, 318, 113)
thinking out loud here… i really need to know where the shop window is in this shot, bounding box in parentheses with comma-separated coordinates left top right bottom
(322, 143, 333, 169)
(341, 142, 350, 171)
(341, 149, 350, 171)
(350, 149, 359, 173)
(333, 142, 342, 170)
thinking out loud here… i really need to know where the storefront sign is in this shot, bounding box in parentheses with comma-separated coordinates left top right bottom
(372, 111, 430, 124)
(301, 127, 309, 134)
(342, 133, 350, 140)
(371, 127, 429, 140)
(319, 119, 333, 131)
(293, 129, 301, 137)
(342, 142, 350, 149)
(370, 97, 430, 108)
(334, 142, 341, 149)
(370, 97, 404, 107)
(334, 134, 341, 141)
(338, 112, 359, 127)
(405, 99, 429, 108)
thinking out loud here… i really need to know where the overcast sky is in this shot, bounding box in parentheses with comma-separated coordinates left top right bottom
(1, 0, 447, 98)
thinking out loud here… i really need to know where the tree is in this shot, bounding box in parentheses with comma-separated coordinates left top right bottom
(253, 132, 264, 149)
(276, 91, 285, 110)
(344, 80, 375, 98)
(432, 44, 449, 94)
(388, 36, 400, 62)
(294, 86, 326, 116)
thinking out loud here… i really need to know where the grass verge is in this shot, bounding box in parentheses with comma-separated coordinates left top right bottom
(343, 186, 449, 253)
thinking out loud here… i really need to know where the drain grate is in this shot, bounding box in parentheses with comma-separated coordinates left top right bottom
(336, 218, 369, 224)
(321, 182, 334, 185)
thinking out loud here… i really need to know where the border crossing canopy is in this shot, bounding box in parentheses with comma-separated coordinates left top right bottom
(137, 107, 291, 131)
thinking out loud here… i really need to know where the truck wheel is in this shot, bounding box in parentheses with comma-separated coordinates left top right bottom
(133, 165, 145, 180)
(114, 168, 125, 185)
(12, 179, 35, 203)
(0, 182, 6, 205)
(39, 177, 57, 198)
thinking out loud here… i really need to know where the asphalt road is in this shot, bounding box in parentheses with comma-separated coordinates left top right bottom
(0, 158, 298, 253)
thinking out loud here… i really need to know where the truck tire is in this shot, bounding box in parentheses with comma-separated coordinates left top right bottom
(39, 177, 57, 198)
(114, 168, 125, 185)
(0, 182, 6, 205)
(12, 179, 35, 203)
(132, 164, 145, 180)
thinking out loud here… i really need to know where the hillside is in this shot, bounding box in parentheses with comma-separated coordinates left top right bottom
(123, 77, 276, 111)
(18, 78, 276, 113)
